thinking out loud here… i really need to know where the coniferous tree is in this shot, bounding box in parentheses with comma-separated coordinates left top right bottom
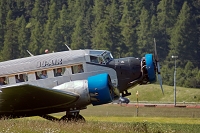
(57, 4, 71, 51)
(17, 15, 30, 58)
(169, 2, 197, 67)
(105, 0, 121, 57)
(137, 7, 153, 55)
(31, 0, 46, 25)
(91, 0, 107, 50)
(2, 11, 19, 60)
(157, 0, 177, 61)
(43, 1, 59, 53)
(70, 0, 93, 50)
(29, 21, 43, 54)
(0, 0, 10, 52)
(120, 0, 138, 57)
(71, 15, 85, 49)
(50, 22, 62, 52)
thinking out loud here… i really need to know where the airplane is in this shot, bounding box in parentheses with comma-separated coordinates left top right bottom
(0, 39, 163, 122)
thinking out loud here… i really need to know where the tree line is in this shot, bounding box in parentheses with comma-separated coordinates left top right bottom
(0, 0, 200, 88)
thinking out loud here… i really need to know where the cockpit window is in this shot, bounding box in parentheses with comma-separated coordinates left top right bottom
(101, 51, 113, 63)
(89, 50, 113, 64)
(90, 56, 99, 63)
(90, 56, 105, 64)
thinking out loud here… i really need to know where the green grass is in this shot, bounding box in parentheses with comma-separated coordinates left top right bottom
(1, 84, 200, 132)
(127, 84, 200, 103)
(1, 104, 200, 133)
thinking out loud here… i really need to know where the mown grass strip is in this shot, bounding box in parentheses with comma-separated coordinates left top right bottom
(84, 116, 200, 124)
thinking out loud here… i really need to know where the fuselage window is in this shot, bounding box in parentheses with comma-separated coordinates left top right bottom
(35, 72, 40, 80)
(15, 74, 26, 83)
(54, 67, 65, 77)
(40, 70, 48, 79)
(0, 77, 7, 85)
(71, 64, 84, 74)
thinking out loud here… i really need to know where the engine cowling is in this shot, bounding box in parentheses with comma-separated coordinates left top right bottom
(53, 73, 114, 107)
(88, 73, 113, 106)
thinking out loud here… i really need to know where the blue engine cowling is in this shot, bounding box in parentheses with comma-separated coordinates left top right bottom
(145, 54, 156, 83)
(88, 73, 113, 106)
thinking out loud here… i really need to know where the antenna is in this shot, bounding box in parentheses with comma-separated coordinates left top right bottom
(65, 44, 72, 51)
(26, 50, 34, 56)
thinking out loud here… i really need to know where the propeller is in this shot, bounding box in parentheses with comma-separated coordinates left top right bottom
(153, 38, 164, 95)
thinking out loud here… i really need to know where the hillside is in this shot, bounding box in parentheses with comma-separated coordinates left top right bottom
(127, 84, 200, 103)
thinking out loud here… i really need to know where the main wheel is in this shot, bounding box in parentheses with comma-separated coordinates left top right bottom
(59, 114, 85, 122)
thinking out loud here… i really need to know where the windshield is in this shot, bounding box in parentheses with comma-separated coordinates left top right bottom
(89, 50, 113, 64)
(101, 51, 113, 63)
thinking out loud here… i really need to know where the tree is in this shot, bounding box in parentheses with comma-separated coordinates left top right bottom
(120, 0, 138, 57)
(57, 4, 71, 50)
(169, 2, 198, 67)
(91, 0, 108, 50)
(70, 0, 94, 50)
(29, 21, 44, 55)
(43, 1, 59, 53)
(17, 15, 30, 58)
(71, 16, 85, 50)
(106, 0, 122, 57)
(137, 7, 153, 55)
(49, 22, 62, 52)
(0, 0, 10, 52)
(157, 0, 177, 61)
(2, 11, 19, 60)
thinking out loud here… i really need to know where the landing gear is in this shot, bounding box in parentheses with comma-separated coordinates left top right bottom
(60, 114, 85, 122)
(40, 111, 85, 122)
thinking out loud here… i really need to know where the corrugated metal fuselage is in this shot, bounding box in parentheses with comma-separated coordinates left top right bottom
(0, 49, 142, 117)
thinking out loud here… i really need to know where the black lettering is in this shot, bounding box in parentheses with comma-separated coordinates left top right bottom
(59, 59, 62, 65)
(37, 62, 41, 68)
(41, 61, 46, 67)
(51, 60, 55, 66)
(36, 58, 63, 68)
(45, 61, 49, 67)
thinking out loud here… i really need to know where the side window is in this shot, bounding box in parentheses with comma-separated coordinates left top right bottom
(90, 56, 98, 63)
(15, 74, 26, 83)
(35, 72, 40, 80)
(39, 70, 48, 79)
(54, 67, 65, 77)
(63, 66, 72, 75)
(0, 77, 7, 85)
(71, 64, 84, 74)
(35, 70, 48, 80)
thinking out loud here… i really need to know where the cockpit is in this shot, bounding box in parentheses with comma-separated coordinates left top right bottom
(89, 50, 113, 64)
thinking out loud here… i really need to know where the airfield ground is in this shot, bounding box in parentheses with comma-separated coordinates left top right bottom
(1, 104, 200, 133)
(125, 103, 200, 108)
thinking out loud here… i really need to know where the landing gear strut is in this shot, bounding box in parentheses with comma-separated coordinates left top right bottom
(40, 111, 85, 122)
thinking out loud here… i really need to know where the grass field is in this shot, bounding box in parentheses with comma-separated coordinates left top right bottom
(1, 104, 200, 133)
(127, 84, 200, 103)
(0, 84, 200, 133)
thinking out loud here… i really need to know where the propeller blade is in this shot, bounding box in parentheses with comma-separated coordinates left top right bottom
(154, 38, 164, 95)
(154, 38, 158, 61)
(158, 74, 164, 95)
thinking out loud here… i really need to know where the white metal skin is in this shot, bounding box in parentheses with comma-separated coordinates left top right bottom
(53, 80, 91, 108)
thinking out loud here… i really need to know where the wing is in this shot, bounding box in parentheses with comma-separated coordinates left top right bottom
(0, 84, 79, 113)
